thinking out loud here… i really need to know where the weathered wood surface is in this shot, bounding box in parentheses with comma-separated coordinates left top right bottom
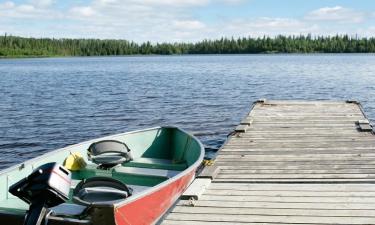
(180, 178, 211, 200)
(161, 100, 375, 224)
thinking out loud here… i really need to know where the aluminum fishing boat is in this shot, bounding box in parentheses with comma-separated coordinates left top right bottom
(0, 126, 204, 225)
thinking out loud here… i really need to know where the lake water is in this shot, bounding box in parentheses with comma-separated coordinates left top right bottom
(1, 54, 375, 170)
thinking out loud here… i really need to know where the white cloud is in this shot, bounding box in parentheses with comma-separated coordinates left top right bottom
(93, 0, 209, 8)
(306, 6, 365, 23)
(29, 0, 54, 8)
(0, 1, 15, 9)
(17, 4, 35, 13)
(356, 26, 375, 37)
(250, 17, 304, 29)
(173, 20, 206, 30)
(69, 6, 97, 17)
(0, 1, 62, 19)
(220, 0, 247, 5)
(210, 17, 320, 39)
(135, 0, 209, 7)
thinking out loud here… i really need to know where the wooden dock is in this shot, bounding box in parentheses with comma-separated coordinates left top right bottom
(161, 100, 375, 225)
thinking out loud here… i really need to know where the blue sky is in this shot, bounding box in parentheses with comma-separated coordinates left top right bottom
(0, 0, 374, 42)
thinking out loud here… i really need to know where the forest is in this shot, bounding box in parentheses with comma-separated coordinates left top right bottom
(1, 34, 375, 57)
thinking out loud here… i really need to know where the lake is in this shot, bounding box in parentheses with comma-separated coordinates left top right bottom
(1, 54, 375, 170)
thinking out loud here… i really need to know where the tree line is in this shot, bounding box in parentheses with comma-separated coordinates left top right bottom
(1, 34, 375, 57)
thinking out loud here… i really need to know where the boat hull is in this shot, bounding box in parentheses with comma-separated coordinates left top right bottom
(114, 169, 195, 225)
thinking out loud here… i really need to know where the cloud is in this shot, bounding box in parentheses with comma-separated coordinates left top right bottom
(0, 1, 15, 9)
(69, 6, 97, 18)
(93, 0, 210, 8)
(17, 4, 35, 13)
(29, 0, 54, 8)
(0, 1, 61, 19)
(219, 0, 247, 5)
(356, 26, 375, 37)
(305, 6, 365, 23)
(136, 0, 210, 7)
(173, 20, 206, 30)
(209, 17, 320, 39)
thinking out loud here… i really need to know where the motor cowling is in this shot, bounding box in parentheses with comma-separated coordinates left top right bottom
(9, 162, 71, 225)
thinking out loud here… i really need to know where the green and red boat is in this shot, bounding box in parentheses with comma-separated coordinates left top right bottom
(0, 126, 204, 225)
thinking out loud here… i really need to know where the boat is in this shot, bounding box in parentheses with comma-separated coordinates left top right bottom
(0, 126, 204, 225)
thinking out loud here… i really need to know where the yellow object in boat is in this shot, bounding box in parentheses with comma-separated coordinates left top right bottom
(64, 152, 87, 171)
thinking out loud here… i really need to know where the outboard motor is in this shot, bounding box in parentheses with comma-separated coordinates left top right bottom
(9, 162, 71, 225)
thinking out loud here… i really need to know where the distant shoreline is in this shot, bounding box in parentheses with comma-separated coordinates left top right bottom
(1, 52, 375, 60)
(2, 53, 375, 60)
(1, 34, 374, 58)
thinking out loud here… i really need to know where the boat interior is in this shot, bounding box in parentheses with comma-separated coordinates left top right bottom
(0, 127, 202, 218)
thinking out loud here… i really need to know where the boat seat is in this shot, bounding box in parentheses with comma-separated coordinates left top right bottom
(114, 166, 181, 178)
(50, 203, 87, 217)
(123, 157, 187, 171)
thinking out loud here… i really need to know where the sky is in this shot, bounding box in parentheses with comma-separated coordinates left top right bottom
(0, 0, 374, 42)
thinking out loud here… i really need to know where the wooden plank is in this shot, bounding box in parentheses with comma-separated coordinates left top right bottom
(162, 221, 277, 225)
(215, 157, 375, 162)
(172, 206, 375, 217)
(240, 117, 253, 125)
(217, 153, 375, 158)
(234, 125, 248, 133)
(216, 166, 375, 171)
(220, 146, 375, 151)
(213, 178, 375, 183)
(165, 213, 375, 224)
(216, 164, 375, 170)
(218, 150, 375, 155)
(214, 174, 375, 179)
(219, 169, 375, 174)
(224, 143, 375, 148)
(359, 123, 373, 132)
(176, 199, 375, 209)
(208, 183, 375, 191)
(214, 160, 375, 165)
(199, 195, 375, 203)
(261, 100, 350, 105)
(203, 189, 375, 197)
(197, 166, 220, 180)
(181, 178, 211, 200)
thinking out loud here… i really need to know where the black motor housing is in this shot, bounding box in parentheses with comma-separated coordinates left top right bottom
(9, 162, 72, 225)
